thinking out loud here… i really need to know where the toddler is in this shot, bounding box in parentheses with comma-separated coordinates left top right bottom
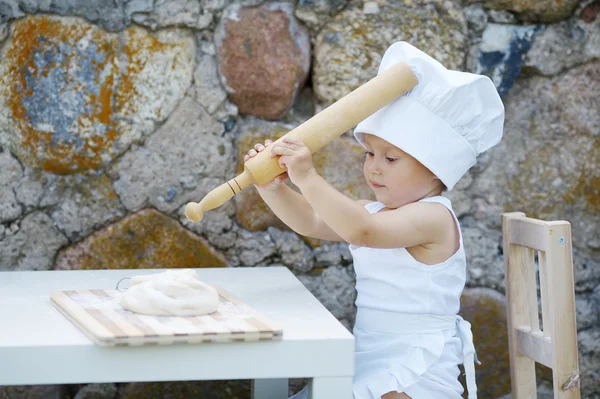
(244, 42, 505, 399)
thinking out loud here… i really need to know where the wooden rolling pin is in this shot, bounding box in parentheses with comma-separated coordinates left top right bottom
(185, 61, 418, 222)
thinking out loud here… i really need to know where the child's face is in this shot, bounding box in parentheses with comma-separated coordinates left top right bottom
(362, 134, 441, 208)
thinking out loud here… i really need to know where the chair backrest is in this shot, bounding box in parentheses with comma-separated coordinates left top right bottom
(502, 212, 581, 398)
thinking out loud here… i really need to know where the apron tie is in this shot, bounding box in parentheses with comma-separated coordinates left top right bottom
(455, 315, 480, 399)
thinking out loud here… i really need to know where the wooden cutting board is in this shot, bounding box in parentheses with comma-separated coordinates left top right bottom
(50, 285, 282, 347)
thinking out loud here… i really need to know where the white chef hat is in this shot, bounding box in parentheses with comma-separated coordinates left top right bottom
(354, 41, 505, 191)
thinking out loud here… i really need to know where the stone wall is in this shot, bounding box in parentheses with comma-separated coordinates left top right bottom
(0, 0, 598, 398)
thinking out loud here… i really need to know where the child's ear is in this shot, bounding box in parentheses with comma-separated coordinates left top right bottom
(440, 180, 448, 192)
(433, 177, 447, 192)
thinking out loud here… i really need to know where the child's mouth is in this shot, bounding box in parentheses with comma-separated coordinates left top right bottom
(369, 180, 385, 188)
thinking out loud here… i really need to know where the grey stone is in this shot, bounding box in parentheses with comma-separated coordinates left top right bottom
(0, 211, 68, 271)
(536, 382, 557, 399)
(0, 384, 68, 399)
(118, 380, 249, 399)
(444, 171, 475, 219)
(14, 166, 57, 211)
(124, 0, 153, 16)
(298, 265, 356, 329)
(74, 383, 117, 399)
(203, 0, 227, 13)
(226, 228, 276, 266)
(0, 187, 21, 223)
(206, 229, 238, 251)
(579, 327, 600, 397)
(469, 61, 600, 282)
(191, 49, 229, 114)
(0, 149, 23, 223)
(575, 285, 600, 331)
(313, 242, 352, 268)
(488, 9, 517, 24)
(40, 173, 126, 241)
(280, 86, 316, 125)
(477, 23, 543, 96)
(463, 224, 505, 291)
(463, 4, 488, 35)
(0, 0, 25, 23)
(294, 0, 349, 35)
(471, 197, 505, 231)
(199, 40, 216, 56)
(109, 96, 236, 214)
(573, 249, 600, 293)
(362, 2, 379, 15)
(524, 1, 600, 76)
(212, 98, 239, 123)
(313, 0, 467, 102)
(0, 22, 7, 41)
(179, 200, 236, 250)
(17, 0, 128, 32)
(132, 0, 213, 30)
(268, 227, 314, 272)
(0, 148, 23, 186)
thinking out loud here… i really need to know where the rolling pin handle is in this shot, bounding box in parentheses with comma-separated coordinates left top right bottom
(185, 170, 255, 222)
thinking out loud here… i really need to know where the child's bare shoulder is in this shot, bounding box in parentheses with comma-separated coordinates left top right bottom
(404, 201, 457, 246)
(400, 200, 453, 223)
(350, 200, 454, 248)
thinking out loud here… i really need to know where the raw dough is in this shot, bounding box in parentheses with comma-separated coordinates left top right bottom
(130, 268, 198, 286)
(120, 269, 219, 316)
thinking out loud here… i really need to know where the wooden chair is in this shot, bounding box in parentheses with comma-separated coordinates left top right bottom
(502, 213, 581, 398)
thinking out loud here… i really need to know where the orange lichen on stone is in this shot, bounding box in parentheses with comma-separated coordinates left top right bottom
(0, 16, 185, 174)
(312, 138, 374, 201)
(2, 16, 120, 173)
(234, 123, 290, 231)
(234, 124, 289, 174)
(459, 289, 511, 397)
(115, 27, 172, 117)
(563, 141, 600, 213)
(302, 236, 325, 249)
(55, 209, 227, 270)
(485, 0, 580, 22)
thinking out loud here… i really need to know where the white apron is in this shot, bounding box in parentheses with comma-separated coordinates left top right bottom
(290, 196, 479, 399)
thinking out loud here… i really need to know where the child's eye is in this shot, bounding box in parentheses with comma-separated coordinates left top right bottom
(365, 151, 374, 157)
(386, 157, 397, 163)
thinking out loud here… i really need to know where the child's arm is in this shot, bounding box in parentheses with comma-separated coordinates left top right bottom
(255, 183, 345, 241)
(271, 138, 449, 249)
(244, 140, 344, 241)
(296, 172, 449, 248)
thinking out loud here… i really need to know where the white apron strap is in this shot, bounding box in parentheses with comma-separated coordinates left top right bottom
(455, 315, 480, 399)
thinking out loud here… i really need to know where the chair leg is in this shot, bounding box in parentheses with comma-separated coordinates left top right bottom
(503, 213, 537, 398)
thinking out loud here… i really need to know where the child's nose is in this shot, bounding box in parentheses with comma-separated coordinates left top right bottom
(368, 160, 382, 174)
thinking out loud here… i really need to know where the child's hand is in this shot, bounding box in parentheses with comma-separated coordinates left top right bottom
(270, 137, 316, 186)
(243, 139, 288, 190)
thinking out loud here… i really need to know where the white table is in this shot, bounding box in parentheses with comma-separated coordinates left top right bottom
(0, 267, 354, 398)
